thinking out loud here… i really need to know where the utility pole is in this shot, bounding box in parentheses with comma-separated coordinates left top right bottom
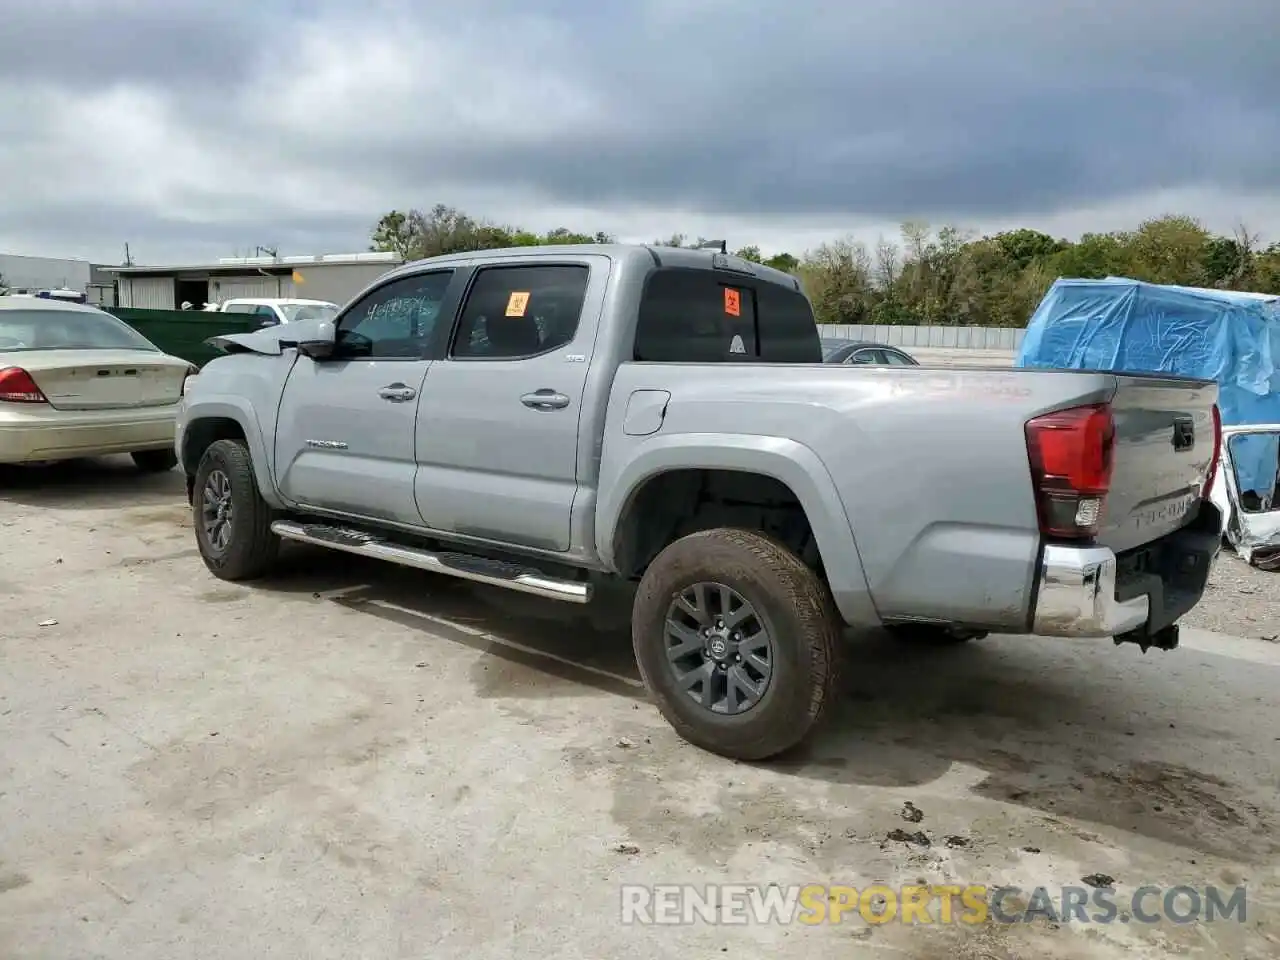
(123, 243, 134, 266)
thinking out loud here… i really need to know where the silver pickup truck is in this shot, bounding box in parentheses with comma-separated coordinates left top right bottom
(176, 244, 1223, 760)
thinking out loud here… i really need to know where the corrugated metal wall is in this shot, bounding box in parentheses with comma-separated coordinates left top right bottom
(206, 264, 398, 307)
(0, 253, 91, 292)
(118, 277, 175, 310)
(285, 262, 397, 306)
(211, 277, 289, 300)
(818, 324, 1027, 351)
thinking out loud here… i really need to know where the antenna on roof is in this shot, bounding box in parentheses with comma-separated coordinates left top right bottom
(697, 240, 728, 254)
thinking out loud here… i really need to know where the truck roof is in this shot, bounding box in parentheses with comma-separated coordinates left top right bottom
(388, 243, 803, 292)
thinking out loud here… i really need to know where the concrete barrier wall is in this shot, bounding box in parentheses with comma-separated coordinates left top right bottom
(818, 324, 1027, 351)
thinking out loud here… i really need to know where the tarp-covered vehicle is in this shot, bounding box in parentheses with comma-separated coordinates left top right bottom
(1017, 278, 1280, 567)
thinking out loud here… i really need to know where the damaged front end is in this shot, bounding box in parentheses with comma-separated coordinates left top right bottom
(1212, 425, 1280, 570)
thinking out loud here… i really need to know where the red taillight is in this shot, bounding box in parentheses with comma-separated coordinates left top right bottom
(1202, 403, 1222, 496)
(0, 367, 47, 404)
(1025, 403, 1116, 540)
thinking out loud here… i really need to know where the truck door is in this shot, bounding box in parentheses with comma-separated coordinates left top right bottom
(412, 257, 608, 552)
(273, 269, 460, 526)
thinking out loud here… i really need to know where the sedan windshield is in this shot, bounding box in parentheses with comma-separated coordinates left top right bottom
(0, 309, 161, 352)
(280, 303, 339, 323)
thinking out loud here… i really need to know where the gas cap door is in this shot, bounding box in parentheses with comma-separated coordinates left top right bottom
(623, 389, 671, 436)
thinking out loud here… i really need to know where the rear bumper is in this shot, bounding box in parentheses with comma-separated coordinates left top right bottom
(0, 404, 177, 463)
(1032, 546, 1149, 637)
(1031, 502, 1221, 640)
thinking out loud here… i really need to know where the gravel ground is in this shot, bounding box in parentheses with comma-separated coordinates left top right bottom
(3, 458, 1280, 960)
(1185, 551, 1280, 641)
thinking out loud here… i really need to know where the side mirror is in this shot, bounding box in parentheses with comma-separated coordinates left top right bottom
(296, 320, 337, 360)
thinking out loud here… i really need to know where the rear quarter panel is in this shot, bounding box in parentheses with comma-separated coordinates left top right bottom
(598, 363, 1117, 631)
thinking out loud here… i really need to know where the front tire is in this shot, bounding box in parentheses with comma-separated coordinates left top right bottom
(131, 448, 178, 473)
(192, 439, 279, 581)
(631, 528, 840, 761)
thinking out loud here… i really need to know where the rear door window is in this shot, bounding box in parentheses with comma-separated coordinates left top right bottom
(451, 264, 590, 360)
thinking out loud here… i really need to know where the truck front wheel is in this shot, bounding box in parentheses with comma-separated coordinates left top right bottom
(192, 438, 279, 581)
(631, 528, 840, 761)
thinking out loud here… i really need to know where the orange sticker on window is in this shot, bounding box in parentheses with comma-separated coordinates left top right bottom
(506, 291, 530, 317)
(723, 287, 741, 317)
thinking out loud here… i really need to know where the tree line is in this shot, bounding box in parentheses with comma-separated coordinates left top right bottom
(370, 205, 1280, 328)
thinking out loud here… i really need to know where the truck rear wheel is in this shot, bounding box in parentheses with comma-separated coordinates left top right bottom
(193, 438, 279, 581)
(631, 528, 839, 761)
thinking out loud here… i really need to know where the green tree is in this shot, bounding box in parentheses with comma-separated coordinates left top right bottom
(764, 252, 800, 273)
(371, 206, 1280, 323)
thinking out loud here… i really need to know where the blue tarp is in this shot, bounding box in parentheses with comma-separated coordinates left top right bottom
(1016, 277, 1280, 495)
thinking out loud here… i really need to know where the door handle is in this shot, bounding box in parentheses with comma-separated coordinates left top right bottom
(378, 383, 417, 402)
(521, 389, 571, 411)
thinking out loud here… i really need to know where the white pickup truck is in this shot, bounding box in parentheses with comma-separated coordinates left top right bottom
(213, 298, 340, 328)
(176, 244, 1223, 760)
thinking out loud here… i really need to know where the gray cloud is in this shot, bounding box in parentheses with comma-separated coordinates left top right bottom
(2, 0, 1278, 261)
(0, 1, 271, 88)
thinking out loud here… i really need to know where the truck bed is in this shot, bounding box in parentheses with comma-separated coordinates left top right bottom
(600, 361, 1218, 635)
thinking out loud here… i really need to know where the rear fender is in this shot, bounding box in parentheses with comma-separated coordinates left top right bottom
(596, 434, 880, 628)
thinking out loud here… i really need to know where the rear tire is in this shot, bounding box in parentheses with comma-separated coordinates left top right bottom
(131, 448, 178, 473)
(193, 439, 279, 581)
(631, 528, 840, 761)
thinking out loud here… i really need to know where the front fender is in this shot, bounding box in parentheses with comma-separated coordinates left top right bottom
(178, 395, 286, 509)
(596, 433, 880, 628)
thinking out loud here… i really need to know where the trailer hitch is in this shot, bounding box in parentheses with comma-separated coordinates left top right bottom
(1114, 623, 1180, 653)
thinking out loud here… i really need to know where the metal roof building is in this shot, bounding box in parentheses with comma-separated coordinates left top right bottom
(103, 252, 403, 310)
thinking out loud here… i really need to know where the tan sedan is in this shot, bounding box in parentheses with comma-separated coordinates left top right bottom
(0, 297, 195, 470)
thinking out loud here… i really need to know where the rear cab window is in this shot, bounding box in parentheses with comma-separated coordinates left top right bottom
(633, 267, 820, 363)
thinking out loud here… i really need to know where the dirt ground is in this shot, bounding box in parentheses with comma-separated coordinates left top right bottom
(1184, 551, 1280, 641)
(2, 458, 1279, 959)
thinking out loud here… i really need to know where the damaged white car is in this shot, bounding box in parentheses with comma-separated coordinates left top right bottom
(1209, 424, 1280, 570)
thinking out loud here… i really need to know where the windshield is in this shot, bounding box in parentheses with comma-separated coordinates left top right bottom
(820, 340, 850, 360)
(0, 309, 160, 352)
(280, 303, 339, 323)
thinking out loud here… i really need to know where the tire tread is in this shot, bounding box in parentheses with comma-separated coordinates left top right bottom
(194, 439, 278, 581)
(632, 527, 841, 761)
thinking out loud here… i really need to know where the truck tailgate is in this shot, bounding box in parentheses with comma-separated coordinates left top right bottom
(1098, 374, 1218, 555)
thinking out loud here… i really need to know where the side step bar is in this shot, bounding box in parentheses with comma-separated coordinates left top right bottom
(270, 520, 592, 604)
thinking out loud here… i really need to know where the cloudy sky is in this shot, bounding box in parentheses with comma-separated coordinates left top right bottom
(2, 0, 1278, 265)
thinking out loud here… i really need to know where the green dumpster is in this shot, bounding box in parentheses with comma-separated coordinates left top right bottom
(106, 308, 259, 369)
